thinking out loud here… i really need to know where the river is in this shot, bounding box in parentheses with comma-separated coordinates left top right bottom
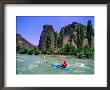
(16, 54, 94, 74)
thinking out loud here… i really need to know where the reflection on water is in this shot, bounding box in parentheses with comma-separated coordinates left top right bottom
(16, 54, 94, 74)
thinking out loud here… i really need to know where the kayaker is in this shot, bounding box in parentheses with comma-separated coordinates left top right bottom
(61, 60, 67, 68)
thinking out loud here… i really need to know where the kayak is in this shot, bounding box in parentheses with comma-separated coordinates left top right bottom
(50, 63, 73, 71)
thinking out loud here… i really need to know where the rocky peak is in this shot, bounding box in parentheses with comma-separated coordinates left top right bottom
(38, 25, 57, 51)
(43, 25, 54, 32)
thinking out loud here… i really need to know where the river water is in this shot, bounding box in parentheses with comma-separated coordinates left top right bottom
(16, 54, 94, 74)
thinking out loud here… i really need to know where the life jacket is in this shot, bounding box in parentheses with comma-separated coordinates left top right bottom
(61, 61, 67, 68)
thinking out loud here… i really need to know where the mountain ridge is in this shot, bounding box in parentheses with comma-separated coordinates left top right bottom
(16, 34, 36, 48)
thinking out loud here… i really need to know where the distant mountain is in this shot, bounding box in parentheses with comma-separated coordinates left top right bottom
(16, 34, 36, 48)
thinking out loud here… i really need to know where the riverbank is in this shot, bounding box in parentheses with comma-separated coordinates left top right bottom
(17, 53, 94, 60)
(41, 54, 75, 58)
(38, 54, 94, 60)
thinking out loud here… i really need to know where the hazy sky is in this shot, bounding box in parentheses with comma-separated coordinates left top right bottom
(16, 16, 94, 46)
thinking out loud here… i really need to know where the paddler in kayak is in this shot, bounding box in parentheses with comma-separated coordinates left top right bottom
(61, 60, 67, 68)
(57, 60, 68, 68)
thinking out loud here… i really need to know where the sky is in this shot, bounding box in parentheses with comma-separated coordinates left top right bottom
(16, 16, 94, 46)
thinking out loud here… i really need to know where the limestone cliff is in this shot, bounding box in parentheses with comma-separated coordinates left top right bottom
(38, 25, 57, 51)
(37, 21, 94, 52)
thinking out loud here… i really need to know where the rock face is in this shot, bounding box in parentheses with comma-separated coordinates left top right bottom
(39, 21, 94, 52)
(16, 34, 36, 48)
(38, 25, 57, 51)
(57, 22, 94, 49)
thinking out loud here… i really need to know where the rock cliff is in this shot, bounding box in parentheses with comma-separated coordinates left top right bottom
(38, 25, 57, 52)
(38, 21, 94, 52)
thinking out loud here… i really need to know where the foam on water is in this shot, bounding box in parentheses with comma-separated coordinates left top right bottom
(74, 62, 85, 67)
(17, 59, 24, 62)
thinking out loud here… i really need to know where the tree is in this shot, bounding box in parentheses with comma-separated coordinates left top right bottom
(77, 25, 84, 49)
(33, 48, 40, 55)
(57, 28, 64, 48)
(19, 48, 28, 54)
(77, 28, 81, 48)
(27, 48, 33, 55)
(16, 46, 20, 53)
(80, 26, 84, 47)
(60, 44, 77, 55)
(87, 20, 93, 48)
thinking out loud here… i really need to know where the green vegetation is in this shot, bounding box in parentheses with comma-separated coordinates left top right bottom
(59, 44, 77, 55)
(17, 45, 94, 59)
(77, 25, 84, 48)
(57, 28, 64, 49)
(76, 47, 94, 59)
(37, 44, 94, 59)
(57, 44, 94, 59)
(16, 46, 40, 55)
(87, 20, 93, 48)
